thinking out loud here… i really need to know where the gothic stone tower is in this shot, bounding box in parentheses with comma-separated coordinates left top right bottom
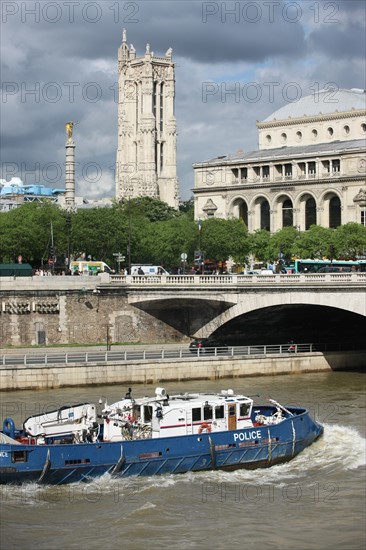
(115, 30, 179, 208)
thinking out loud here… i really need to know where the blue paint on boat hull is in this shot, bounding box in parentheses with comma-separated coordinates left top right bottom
(0, 408, 323, 485)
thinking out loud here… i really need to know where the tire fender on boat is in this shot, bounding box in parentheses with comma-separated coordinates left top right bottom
(198, 422, 211, 434)
(3, 417, 15, 439)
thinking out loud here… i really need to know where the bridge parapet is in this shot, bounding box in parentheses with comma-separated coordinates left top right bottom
(108, 272, 366, 286)
(0, 272, 365, 292)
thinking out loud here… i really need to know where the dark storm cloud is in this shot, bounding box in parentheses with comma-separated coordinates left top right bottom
(2, 1, 307, 65)
(309, 21, 366, 60)
(1, 0, 365, 200)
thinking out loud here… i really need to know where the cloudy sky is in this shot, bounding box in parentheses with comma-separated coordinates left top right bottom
(1, 0, 365, 201)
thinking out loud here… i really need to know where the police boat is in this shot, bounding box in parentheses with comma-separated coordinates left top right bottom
(0, 387, 323, 485)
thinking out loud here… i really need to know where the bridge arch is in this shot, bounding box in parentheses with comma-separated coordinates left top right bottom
(197, 290, 366, 342)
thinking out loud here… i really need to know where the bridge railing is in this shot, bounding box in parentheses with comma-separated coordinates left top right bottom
(109, 273, 366, 285)
(0, 272, 365, 292)
(1, 342, 364, 367)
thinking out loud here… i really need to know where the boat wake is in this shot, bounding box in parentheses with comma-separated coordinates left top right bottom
(186, 423, 365, 486)
(1, 424, 364, 505)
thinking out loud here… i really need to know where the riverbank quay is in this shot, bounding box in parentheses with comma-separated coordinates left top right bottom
(1, 350, 364, 391)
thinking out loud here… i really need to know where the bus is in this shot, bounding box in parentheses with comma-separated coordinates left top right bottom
(289, 259, 366, 273)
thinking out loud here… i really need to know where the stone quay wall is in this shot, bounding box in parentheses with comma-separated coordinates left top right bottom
(1, 351, 364, 391)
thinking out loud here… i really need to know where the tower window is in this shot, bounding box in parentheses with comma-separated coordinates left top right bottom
(160, 83, 164, 133)
(160, 143, 164, 172)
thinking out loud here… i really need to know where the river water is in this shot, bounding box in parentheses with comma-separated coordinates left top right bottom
(0, 371, 365, 550)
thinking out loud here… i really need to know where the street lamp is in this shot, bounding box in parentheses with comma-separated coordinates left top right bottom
(106, 325, 112, 351)
(198, 218, 202, 251)
(127, 199, 132, 274)
(196, 219, 204, 274)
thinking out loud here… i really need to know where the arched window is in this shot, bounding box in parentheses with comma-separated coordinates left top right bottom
(239, 202, 248, 227)
(329, 196, 341, 228)
(260, 200, 270, 231)
(305, 198, 317, 229)
(282, 199, 293, 227)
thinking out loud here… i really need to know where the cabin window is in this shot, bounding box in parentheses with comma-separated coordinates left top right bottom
(143, 405, 153, 422)
(133, 405, 141, 420)
(240, 403, 251, 417)
(215, 405, 224, 419)
(192, 408, 202, 422)
(203, 405, 213, 420)
(12, 451, 27, 463)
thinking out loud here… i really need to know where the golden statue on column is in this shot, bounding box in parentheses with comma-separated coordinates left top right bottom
(65, 121, 74, 143)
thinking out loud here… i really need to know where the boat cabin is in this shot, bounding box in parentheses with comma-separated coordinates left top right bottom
(102, 388, 254, 442)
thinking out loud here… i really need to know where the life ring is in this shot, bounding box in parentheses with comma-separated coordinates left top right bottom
(198, 422, 211, 434)
(3, 417, 15, 439)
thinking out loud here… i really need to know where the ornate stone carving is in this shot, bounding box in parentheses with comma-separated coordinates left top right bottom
(115, 35, 178, 208)
(353, 188, 366, 207)
(5, 302, 30, 314)
(202, 198, 218, 216)
(35, 302, 60, 314)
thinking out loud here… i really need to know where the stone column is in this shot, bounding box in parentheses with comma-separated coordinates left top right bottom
(65, 138, 75, 209)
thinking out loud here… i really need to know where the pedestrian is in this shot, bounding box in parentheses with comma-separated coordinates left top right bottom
(138, 266, 144, 275)
(287, 340, 295, 352)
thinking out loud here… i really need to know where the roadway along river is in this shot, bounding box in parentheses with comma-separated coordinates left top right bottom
(0, 371, 365, 550)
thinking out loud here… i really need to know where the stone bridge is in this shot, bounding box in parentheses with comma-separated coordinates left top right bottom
(116, 273, 366, 342)
(1, 273, 365, 346)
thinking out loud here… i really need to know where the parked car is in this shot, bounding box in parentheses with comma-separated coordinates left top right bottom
(189, 338, 228, 354)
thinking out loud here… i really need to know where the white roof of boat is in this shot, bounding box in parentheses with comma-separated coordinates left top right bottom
(136, 390, 252, 405)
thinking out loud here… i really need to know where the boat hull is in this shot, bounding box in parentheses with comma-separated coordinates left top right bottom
(0, 409, 323, 485)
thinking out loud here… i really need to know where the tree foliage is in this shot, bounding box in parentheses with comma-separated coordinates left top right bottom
(1, 200, 365, 269)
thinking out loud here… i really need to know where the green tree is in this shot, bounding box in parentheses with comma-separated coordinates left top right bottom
(269, 226, 300, 262)
(0, 202, 64, 265)
(200, 218, 249, 266)
(333, 223, 366, 259)
(248, 230, 272, 263)
(119, 197, 178, 222)
(295, 225, 333, 259)
(141, 213, 197, 267)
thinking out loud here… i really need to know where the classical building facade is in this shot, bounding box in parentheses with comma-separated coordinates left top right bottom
(115, 30, 179, 208)
(193, 88, 366, 231)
